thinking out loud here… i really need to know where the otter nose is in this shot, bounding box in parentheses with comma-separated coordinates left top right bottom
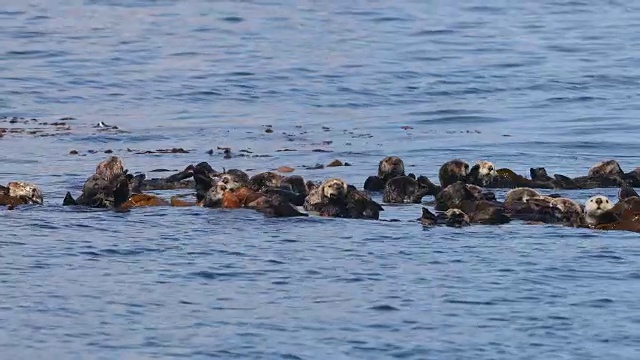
(595, 197, 603, 205)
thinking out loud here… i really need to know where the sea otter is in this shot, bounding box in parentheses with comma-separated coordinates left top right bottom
(382, 176, 430, 204)
(248, 172, 307, 206)
(419, 207, 470, 228)
(304, 178, 383, 219)
(198, 180, 307, 217)
(504, 187, 542, 203)
(467, 161, 497, 187)
(581, 194, 640, 232)
(438, 159, 469, 189)
(131, 164, 199, 192)
(0, 181, 44, 209)
(363, 156, 406, 191)
(64, 156, 132, 208)
(434, 181, 483, 211)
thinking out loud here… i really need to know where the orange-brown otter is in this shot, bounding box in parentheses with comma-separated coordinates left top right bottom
(438, 159, 469, 189)
(118, 193, 171, 210)
(364, 156, 406, 191)
(0, 181, 44, 209)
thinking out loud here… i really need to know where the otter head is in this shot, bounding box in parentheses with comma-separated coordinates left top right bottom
(95, 156, 125, 182)
(438, 159, 469, 188)
(218, 173, 243, 190)
(378, 156, 405, 179)
(474, 161, 497, 185)
(588, 160, 624, 178)
(584, 195, 614, 225)
(203, 182, 229, 206)
(7, 181, 43, 204)
(443, 208, 470, 227)
(321, 178, 347, 201)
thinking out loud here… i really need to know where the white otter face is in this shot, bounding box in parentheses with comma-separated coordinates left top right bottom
(444, 208, 470, 225)
(475, 160, 497, 186)
(218, 174, 241, 190)
(8, 181, 43, 204)
(584, 195, 614, 224)
(207, 182, 229, 202)
(379, 156, 405, 178)
(588, 160, 623, 177)
(322, 178, 347, 200)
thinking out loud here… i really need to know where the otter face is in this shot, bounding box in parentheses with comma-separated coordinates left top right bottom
(218, 174, 242, 190)
(7, 181, 43, 204)
(444, 208, 470, 227)
(378, 156, 405, 179)
(96, 156, 125, 182)
(321, 178, 347, 200)
(588, 160, 623, 178)
(584, 195, 614, 224)
(476, 160, 497, 183)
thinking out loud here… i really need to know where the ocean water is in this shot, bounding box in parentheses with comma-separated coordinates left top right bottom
(2, 0, 640, 359)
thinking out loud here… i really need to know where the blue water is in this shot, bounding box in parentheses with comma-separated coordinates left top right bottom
(2, 0, 640, 358)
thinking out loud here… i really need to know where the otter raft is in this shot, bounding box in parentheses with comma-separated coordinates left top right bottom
(5, 155, 640, 233)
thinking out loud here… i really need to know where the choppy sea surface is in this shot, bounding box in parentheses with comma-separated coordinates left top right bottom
(2, 1, 640, 359)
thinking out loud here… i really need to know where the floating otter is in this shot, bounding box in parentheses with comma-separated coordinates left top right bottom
(438, 159, 469, 189)
(64, 156, 132, 209)
(249, 171, 284, 191)
(304, 178, 382, 219)
(550, 197, 584, 226)
(434, 181, 482, 211)
(248, 172, 307, 206)
(131, 165, 198, 192)
(0, 181, 44, 209)
(583, 195, 615, 226)
(504, 187, 541, 203)
(588, 160, 624, 177)
(420, 207, 470, 228)
(382, 176, 429, 204)
(467, 161, 497, 187)
(364, 156, 406, 191)
(582, 195, 640, 232)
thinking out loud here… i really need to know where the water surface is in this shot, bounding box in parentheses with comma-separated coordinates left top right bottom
(2, 0, 640, 359)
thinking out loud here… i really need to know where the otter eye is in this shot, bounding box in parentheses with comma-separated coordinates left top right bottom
(488, 166, 494, 171)
(605, 199, 609, 203)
